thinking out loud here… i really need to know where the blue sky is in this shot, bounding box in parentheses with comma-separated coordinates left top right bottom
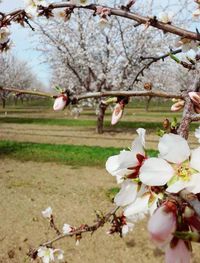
(0, 0, 51, 88)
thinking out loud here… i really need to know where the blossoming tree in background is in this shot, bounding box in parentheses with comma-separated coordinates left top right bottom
(1, 0, 200, 262)
(0, 53, 43, 108)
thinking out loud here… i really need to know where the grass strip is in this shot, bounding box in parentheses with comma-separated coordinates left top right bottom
(0, 116, 199, 130)
(0, 140, 158, 167)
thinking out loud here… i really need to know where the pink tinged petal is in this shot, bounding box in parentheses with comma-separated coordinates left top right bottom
(166, 180, 189, 193)
(171, 100, 185, 112)
(189, 92, 200, 106)
(111, 103, 123, 125)
(194, 104, 200, 114)
(139, 158, 174, 186)
(53, 96, 67, 111)
(124, 194, 149, 221)
(148, 206, 176, 246)
(190, 147, 200, 172)
(158, 133, 190, 164)
(114, 180, 138, 206)
(165, 240, 191, 263)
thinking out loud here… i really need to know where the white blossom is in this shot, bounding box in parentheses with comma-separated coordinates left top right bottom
(24, 0, 48, 17)
(70, 0, 90, 6)
(42, 207, 52, 219)
(139, 133, 200, 194)
(38, 247, 64, 263)
(63, 224, 72, 235)
(122, 222, 134, 236)
(106, 128, 146, 183)
(195, 127, 200, 143)
(0, 27, 10, 44)
(37, 247, 54, 263)
(158, 12, 173, 23)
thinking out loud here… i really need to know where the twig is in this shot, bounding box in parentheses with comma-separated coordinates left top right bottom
(132, 48, 182, 84)
(0, 87, 53, 98)
(29, 206, 119, 258)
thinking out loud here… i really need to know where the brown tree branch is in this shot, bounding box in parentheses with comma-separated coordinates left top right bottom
(0, 87, 183, 101)
(0, 87, 53, 98)
(29, 206, 119, 259)
(2, 3, 200, 41)
(191, 113, 200, 121)
(132, 48, 182, 84)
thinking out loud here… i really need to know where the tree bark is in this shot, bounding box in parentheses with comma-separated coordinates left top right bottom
(145, 96, 152, 112)
(2, 97, 6, 108)
(178, 75, 200, 139)
(96, 102, 107, 134)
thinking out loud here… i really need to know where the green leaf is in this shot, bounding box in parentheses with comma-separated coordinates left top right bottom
(167, 175, 178, 186)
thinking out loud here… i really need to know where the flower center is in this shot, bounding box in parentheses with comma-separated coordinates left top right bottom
(177, 165, 191, 181)
(173, 160, 197, 182)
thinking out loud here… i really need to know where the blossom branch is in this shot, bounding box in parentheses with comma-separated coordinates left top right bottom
(2, 3, 200, 41)
(29, 206, 119, 259)
(0, 87, 183, 101)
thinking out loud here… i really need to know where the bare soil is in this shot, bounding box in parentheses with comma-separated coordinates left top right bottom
(0, 159, 200, 263)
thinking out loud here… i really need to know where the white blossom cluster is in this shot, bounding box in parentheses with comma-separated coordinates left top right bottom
(106, 128, 200, 262)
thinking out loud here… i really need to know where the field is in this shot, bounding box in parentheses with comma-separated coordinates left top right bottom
(0, 100, 200, 263)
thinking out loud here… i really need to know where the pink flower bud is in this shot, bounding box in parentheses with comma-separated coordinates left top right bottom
(189, 92, 200, 106)
(194, 104, 200, 114)
(171, 100, 185, 112)
(111, 103, 124, 125)
(53, 95, 68, 111)
(165, 240, 191, 263)
(148, 205, 176, 246)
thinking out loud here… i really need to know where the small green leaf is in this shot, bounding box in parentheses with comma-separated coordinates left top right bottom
(167, 175, 178, 186)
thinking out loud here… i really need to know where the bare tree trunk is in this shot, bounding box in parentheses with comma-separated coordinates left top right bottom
(145, 96, 152, 112)
(2, 97, 6, 108)
(96, 102, 107, 134)
(14, 97, 18, 105)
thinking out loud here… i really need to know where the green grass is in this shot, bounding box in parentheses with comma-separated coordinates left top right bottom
(0, 116, 199, 130)
(0, 141, 158, 167)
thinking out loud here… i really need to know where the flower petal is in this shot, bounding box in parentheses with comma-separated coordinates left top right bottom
(190, 147, 200, 172)
(186, 173, 200, 194)
(114, 180, 138, 207)
(131, 128, 146, 155)
(166, 180, 189, 193)
(158, 133, 190, 164)
(124, 194, 149, 221)
(106, 151, 139, 177)
(165, 240, 191, 263)
(148, 205, 176, 246)
(111, 103, 123, 125)
(139, 158, 174, 186)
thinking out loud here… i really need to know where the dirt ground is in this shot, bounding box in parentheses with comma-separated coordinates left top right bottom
(0, 159, 200, 263)
(1, 113, 200, 262)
